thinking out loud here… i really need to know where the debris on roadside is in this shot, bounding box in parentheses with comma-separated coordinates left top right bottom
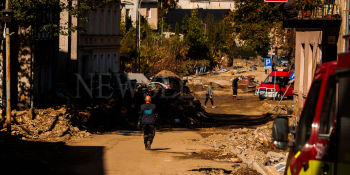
(199, 122, 288, 174)
(8, 107, 92, 142)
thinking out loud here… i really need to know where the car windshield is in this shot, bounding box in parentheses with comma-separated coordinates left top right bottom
(263, 76, 285, 84)
(152, 77, 170, 85)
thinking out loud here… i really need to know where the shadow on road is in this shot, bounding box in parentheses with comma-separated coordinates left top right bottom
(149, 148, 171, 151)
(198, 112, 273, 128)
(0, 133, 105, 175)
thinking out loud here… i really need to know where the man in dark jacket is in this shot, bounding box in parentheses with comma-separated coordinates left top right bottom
(232, 77, 239, 100)
(139, 95, 157, 150)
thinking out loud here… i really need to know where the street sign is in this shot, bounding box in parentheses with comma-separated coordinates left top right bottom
(289, 72, 295, 80)
(264, 58, 272, 69)
(264, 0, 288, 2)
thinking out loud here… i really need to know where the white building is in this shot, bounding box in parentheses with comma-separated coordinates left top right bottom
(176, 0, 235, 10)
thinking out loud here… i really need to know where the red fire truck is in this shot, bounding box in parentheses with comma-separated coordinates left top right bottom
(255, 70, 294, 100)
(272, 53, 350, 175)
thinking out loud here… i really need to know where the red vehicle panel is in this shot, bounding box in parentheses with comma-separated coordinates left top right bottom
(286, 61, 338, 175)
(256, 71, 294, 100)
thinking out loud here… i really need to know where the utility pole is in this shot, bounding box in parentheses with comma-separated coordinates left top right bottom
(135, 0, 138, 72)
(138, 0, 141, 72)
(3, 0, 12, 133)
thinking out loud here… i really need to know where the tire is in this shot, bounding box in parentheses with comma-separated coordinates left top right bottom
(272, 117, 289, 142)
(259, 94, 266, 100)
(276, 92, 283, 101)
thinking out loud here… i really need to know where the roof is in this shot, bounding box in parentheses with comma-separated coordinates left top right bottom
(268, 71, 294, 77)
(164, 9, 230, 32)
(127, 73, 150, 84)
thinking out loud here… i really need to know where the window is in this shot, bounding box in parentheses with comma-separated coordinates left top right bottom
(94, 11, 98, 34)
(100, 54, 105, 73)
(93, 55, 98, 73)
(101, 9, 105, 34)
(107, 54, 111, 72)
(114, 10, 118, 35)
(318, 76, 336, 136)
(294, 80, 322, 152)
(263, 76, 284, 84)
(82, 56, 90, 78)
(113, 53, 118, 72)
(336, 71, 350, 166)
(108, 10, 112, 35)
(126, 9, 130, 18)
(86, 15, 91, 34)
(146, 8, 151, 18)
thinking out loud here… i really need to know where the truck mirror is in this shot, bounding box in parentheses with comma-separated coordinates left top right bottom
(272, 116, 289, 150)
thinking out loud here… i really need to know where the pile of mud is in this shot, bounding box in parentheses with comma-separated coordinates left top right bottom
(200, 122, 288, 174)
(8, 107, 92, 142)
(155, 70, 181, 79)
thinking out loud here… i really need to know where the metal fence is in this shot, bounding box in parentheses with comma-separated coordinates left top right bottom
(296, 3, 341, 19)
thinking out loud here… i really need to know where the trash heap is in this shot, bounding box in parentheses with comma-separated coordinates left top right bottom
(200, 122, 288, 175)
(10, 107, 92, 142)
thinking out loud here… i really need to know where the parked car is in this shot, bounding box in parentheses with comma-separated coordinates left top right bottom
(255, 71, 294, 100)
(151, 76, 190, 95)
(272, 53, 350, 175)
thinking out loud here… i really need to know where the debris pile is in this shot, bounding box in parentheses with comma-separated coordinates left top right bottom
(10, 107, 92, 142)
(200, 122, 288, 174)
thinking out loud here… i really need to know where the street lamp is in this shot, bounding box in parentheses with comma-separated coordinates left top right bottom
(2, 0, 12, 133)
(135, 0, 142, 72)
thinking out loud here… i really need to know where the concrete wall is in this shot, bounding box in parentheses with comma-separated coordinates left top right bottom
(121, 0, 137, 25)
(338, 0, 347, 53)
(294, 30, 322, 113)
(139, 4, 158, 30)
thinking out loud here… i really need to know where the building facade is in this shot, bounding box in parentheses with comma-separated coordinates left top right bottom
(282, 0, 347, 114)
(78, 2, 122, 79)
(60, 0, 121, 80)
(121, 0, 158, 30)
(0, 5, 60, 108)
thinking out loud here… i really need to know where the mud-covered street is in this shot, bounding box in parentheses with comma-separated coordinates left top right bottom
(2, 0, 350, 174)
(1, 64, 292, 175)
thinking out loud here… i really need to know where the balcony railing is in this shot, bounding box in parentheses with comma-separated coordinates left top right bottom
(294, 3, 341, 20)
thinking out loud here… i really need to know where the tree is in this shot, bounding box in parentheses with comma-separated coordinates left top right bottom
(8, 0, 113, 35)
(232, 0, 282, 57)
(182, 10, 210, 60)
(174, 22, 180, 36)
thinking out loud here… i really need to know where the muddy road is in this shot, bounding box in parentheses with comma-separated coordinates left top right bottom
(2, 68, 291, 175)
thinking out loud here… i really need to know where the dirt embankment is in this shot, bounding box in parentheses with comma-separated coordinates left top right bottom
(4, 107, 92, 142)
(198, 122, 288, 174)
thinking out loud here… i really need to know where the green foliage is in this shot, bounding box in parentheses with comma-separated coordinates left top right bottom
(295, 0, 322, 10)
(232, 0, 282, 57)
(182, 60, 195, 76)
(182, 10, 210, 60)
(175, 22, 180, 36)
(120, 14, 127, 36)
(9, 0, 112, 35)
(121, 27, 137, 58)
(158, 0, 177, 17)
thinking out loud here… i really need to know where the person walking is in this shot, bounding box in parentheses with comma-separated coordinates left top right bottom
(139, 95, 157, 150)
(204, 82, 215, 108)
(232, 77, 239, 100)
